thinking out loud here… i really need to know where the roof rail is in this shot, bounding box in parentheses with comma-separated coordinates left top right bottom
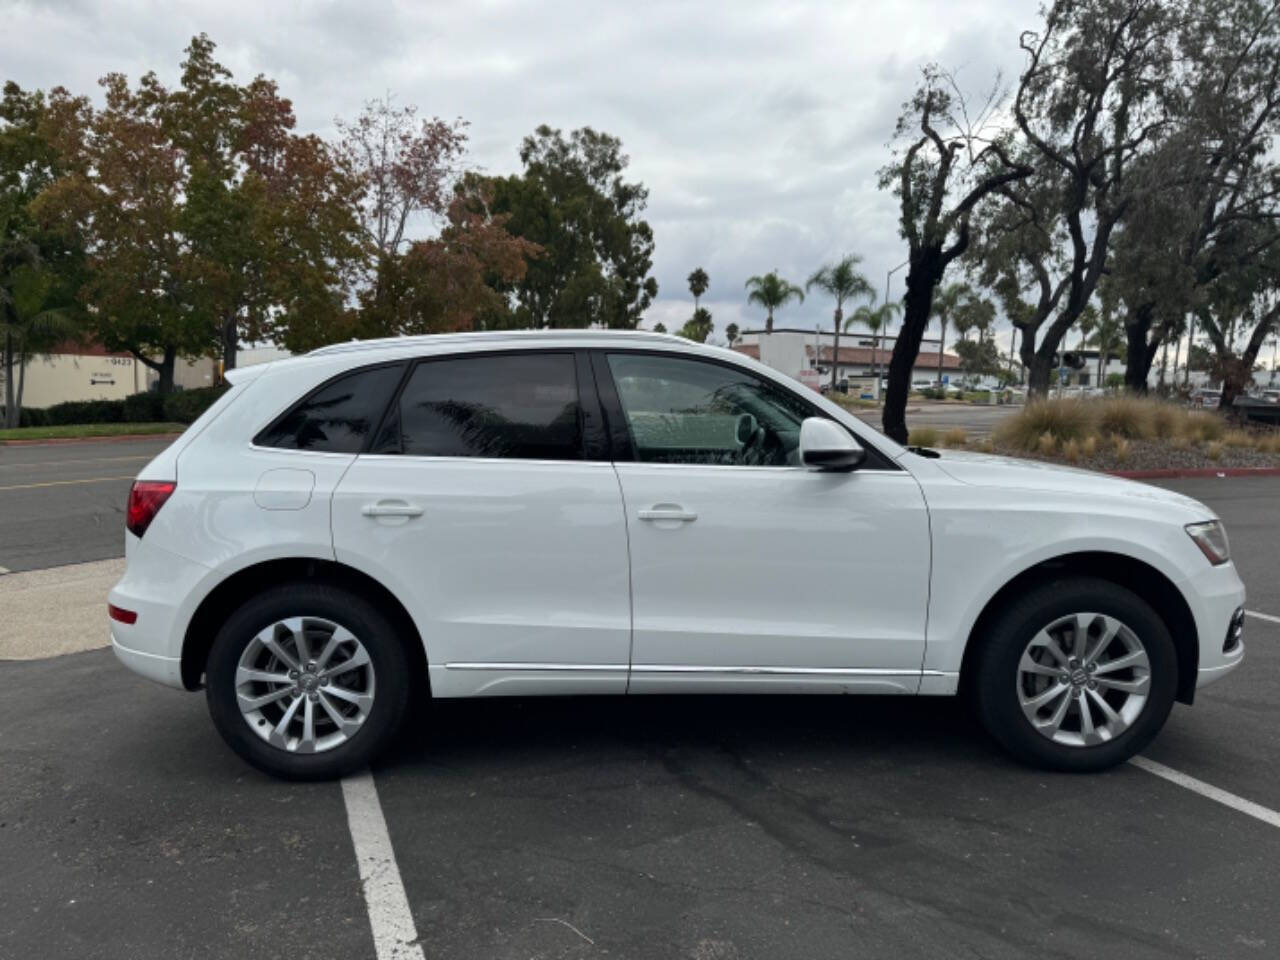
(307, 328, 682, 357)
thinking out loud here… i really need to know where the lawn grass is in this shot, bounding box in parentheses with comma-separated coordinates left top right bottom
(0, 421, 186, 442)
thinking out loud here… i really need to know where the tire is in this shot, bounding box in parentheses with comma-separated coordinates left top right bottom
(973, 577, 1178, 772)
(205, 582, 414, 781)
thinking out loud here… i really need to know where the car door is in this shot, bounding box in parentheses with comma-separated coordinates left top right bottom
(330, 350, 632, 698)
(595, 350, 931, 694)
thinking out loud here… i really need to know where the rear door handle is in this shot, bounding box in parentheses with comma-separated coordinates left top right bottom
(361, 500, 424, 518)
(637, 505, 698, 523)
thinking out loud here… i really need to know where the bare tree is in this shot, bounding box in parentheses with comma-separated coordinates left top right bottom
(878, 66, 1032, 443)
(336, 96, 469, 267)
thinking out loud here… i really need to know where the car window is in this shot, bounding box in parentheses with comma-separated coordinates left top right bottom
(255, 363, 405, 453)
(605, 353, 814, 466)
(379, 352, 584, 460)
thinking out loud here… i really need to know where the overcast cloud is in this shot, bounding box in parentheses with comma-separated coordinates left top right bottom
(2, 0, 1037, 343)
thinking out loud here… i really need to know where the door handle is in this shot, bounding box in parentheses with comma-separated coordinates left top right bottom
(361, 500, 424, 518)
(637, 505, 697, 523)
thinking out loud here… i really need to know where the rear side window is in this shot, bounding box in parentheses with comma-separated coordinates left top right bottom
(377, 353, 583, 460)
(255, 363, 405, 453)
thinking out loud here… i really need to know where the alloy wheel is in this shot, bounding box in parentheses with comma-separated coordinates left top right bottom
(1016, 612, 1151, 748)
(234, 616, 376, 754)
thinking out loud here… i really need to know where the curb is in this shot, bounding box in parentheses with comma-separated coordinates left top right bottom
(0, 432, 183, 447)
(1108, 466, 1280, 479)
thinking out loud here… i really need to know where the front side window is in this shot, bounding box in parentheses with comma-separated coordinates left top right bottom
(606, 353, 814, 466)
(256, 363, 405, 453)
(380, 353, 584, 460)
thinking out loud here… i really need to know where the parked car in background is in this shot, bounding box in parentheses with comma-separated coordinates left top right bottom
(1190, 388, 1223, 408)
(109, 330, 1246, 780)
(1259, 389, 1280, 404)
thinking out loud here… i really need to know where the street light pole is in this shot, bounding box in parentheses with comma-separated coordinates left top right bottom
(879, 259, 909, 403)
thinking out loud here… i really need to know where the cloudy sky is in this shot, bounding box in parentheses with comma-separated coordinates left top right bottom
(3, 0, 1036, 344)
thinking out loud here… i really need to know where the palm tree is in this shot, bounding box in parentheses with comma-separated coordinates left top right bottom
(1087, 305, 1125, 387)
(807, 255, 873, 390)
(744, 271, 804, 335)
(929, 283, 967, 390)
(846, 299, 902, 388)
(687, 268, 709, 310)
(725, 322, 740, 347)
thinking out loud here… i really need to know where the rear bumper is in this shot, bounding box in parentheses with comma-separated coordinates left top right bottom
(108, 540, 212, 691)
(111, 635, 183, 688)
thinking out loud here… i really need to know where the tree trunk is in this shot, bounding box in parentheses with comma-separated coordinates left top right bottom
(1009, 326, 1019, 380)
(765, 309, 774, 335)
(222, 314, 238, 372)
(882, 253, 942, 444)
(1026, 349, 1056, 397)
(135, 347, 178, 395)
(16, 346, 27, 419)
(936, 319, 945, 389)
(3, 331, 16, 429)
(1124, 306, 1154, 393)
(830, 306, 842, 392)
(1184, 314, 1195, 387)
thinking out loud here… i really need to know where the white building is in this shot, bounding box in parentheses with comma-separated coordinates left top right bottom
(731, 328, 967, 390)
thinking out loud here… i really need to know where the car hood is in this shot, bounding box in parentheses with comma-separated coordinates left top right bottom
(925, 448, 1211, 513)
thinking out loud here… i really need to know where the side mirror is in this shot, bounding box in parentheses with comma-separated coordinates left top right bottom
(799, 417, 865, 471)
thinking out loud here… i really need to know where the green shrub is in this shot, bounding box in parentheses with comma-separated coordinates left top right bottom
(43, 398, 126, 424)
(18, 406, 49, 427)
(162, 385, 228, 424)
(123, 390, 167, 423)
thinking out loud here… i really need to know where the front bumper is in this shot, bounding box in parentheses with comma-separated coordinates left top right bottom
(1183, 561, 1247, 691)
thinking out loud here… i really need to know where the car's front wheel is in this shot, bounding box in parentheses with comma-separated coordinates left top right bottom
(205, 583, 412, 780)
(973, 578, 1178, 772)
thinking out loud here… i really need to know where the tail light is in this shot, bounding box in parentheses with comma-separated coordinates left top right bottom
(126, 480, 176, 538)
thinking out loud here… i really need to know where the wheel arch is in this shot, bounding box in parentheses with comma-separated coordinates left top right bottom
(958, 551, 1200, 705)
(180, 558, 427, 691)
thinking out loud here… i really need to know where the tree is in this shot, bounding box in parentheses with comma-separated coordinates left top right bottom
(975, 1, 1181, 398)
(1, 82, 84, 426)
(807, 255, 873, 390)
(744, 271, 804, 334)
(878, 65, 1033, 442)
(679, 308, 714, 342)
(293, 181, 540, 351)
(846, 299, 902, 384)
(479, 126, 657, 328)
(36, 36, 365, 380)
(36, 75, 211, 392)
(1088, 301, 1126, 385)
(1112, 0, 1280, 393)
(653, 322, 667, 334)
(929, 282, 967, 386)
(687, 267, 709, 309)
(724, 321, 740, 346)
(955, 338, 1004, 377)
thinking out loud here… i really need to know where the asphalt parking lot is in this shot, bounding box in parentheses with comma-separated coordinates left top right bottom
(2, 437, 1279, 959)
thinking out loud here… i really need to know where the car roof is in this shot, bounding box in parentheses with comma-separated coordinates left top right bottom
(224, 329, 704, 385)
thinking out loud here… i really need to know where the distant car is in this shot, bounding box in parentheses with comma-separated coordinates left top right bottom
(1191, 388, 1222, 409)
(1260, 389, 1280, 404)
(109, 330, 1246, 779)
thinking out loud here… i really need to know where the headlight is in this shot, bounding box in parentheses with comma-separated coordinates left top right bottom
(1186, 520, 1230, 565)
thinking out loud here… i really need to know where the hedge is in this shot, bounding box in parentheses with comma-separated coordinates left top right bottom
(14, 384, 229, 428)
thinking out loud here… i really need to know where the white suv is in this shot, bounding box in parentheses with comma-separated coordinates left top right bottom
(109, 331, 1246, 779)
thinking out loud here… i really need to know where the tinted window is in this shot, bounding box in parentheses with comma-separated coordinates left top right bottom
(606, 353, 814, 466)
(385, 353, 583, 460)
(256, 363, 404, 453)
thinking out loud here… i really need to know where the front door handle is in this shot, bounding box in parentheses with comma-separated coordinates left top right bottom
(637, 505, 697, 523)
(361, 500, 424, 518)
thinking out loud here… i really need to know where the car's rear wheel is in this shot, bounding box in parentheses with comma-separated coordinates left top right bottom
(973, 578, 1177, 772)
(206, 583, 412, 780)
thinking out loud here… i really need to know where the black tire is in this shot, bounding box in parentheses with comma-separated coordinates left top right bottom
(205, 582, 413, 781)
(973, 577, 1178, 772)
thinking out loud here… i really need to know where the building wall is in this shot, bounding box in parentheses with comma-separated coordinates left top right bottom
(11, 352, 145, 408)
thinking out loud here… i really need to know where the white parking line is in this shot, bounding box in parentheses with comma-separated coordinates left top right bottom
(341, 772, 425, 960)
(1130, 756, 1280, 829)
(1245, 609, 1280, 625)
